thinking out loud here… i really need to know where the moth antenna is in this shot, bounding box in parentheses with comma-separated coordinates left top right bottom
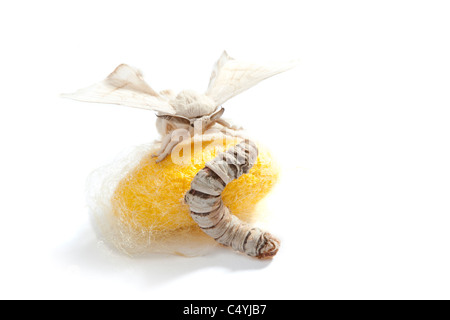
(156, 113, 191, 125)
(209, 107, 225, 121)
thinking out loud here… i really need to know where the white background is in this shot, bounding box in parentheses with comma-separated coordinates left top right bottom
(1, 0, 449, 299)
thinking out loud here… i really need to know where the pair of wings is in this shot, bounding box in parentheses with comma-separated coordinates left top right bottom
(62, 51, 297, 115)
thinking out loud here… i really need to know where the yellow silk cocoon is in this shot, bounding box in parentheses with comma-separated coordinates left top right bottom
(90, 138, 279, 255)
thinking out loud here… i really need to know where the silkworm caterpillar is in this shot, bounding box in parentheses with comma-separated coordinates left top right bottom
(185, 140, 281, 259)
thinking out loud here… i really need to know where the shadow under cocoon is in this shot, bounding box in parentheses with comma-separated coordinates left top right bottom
(55, 224, 273, 288)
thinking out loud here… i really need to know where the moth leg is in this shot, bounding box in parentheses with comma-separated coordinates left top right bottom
(155, 129, 188, 163)
(152, 133, 172, 158)
(217, 126, 249, 141)
(216, 118, 243, 131)
(155, 139, 178, 163)
(195, 131, 229, 143)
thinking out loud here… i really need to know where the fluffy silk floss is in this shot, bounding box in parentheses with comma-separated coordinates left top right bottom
(64, 51, 296, 258)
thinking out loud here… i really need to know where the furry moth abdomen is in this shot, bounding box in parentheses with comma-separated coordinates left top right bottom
(185, 140, 280, 259)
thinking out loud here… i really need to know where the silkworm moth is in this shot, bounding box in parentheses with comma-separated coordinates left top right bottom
(185, 140, 280, 258)
(62, 51, 297, 162)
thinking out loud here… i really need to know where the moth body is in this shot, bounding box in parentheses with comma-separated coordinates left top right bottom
(170, 90, 216, 118)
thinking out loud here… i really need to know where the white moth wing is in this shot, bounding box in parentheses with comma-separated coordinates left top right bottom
(62, 64, 175, 114)
(206, 51, 298, 107)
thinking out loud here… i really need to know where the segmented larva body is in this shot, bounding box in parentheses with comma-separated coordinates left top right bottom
(184, 140, 280, 259)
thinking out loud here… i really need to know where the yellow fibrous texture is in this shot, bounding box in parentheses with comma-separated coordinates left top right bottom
(111, 138, 279, 239)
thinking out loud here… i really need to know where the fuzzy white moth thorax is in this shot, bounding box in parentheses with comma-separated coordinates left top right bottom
(169, 90, 216, 118)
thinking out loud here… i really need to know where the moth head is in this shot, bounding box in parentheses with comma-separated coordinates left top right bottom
(157, 107, 225, 132)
